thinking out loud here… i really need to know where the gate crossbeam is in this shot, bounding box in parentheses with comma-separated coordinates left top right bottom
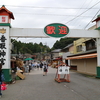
(10, 28, 100, 38)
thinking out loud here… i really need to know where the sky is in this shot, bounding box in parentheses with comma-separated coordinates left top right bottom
(0, 0, 100, 48)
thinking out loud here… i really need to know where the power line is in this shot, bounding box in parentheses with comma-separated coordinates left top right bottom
(61, 0, 89, 29)
(84, 9, 100, 29)
(14, 13, 95, 17)
(1, 5, 100, 9)
(71, 0, 92, 28)
(64, 1, 100, 24)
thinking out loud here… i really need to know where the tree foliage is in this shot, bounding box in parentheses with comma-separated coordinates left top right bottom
(11, 39, 51, 54)
(52, 38, 78, 49)
(11, 38, 78, 54)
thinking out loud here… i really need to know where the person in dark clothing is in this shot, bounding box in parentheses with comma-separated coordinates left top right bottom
(0, 63, 5, 97)
(28, 61, 32, 72)
(43, 64, 48, 76)
(40, 62, 43, 70)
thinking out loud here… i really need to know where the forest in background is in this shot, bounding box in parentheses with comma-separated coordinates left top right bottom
(11, 38, 78, 54)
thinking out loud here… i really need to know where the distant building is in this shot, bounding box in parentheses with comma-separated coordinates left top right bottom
(51, 49, 62, 67)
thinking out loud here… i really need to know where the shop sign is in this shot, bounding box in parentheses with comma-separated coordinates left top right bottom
(44, 23, 69, 38)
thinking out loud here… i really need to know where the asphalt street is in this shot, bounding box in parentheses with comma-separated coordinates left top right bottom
(1, 67, 100, 100)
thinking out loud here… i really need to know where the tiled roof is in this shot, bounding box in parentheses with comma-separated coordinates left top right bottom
(51, 49, 61, 53)
(0, 5, 14, 19)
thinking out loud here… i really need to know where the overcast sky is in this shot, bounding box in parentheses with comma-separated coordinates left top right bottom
(0, 0, 100, 48)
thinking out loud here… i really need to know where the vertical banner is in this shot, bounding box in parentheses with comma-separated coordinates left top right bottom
(0, 26, 10, 69)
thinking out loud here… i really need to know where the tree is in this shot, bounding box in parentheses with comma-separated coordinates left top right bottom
(11, 39, 51, 54)
(52, 38, 78, 49)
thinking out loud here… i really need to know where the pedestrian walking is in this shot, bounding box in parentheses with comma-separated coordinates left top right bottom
(37, 62, 40, 70)
(43, 64, 48, 76)
(23, 61, 27, 73)
(28, 61, 32, 72)
(0, 63, 5, 97)
(31, 63, 34, 70)
(34, 61, 37, 69)
(40, 62, 43, 70)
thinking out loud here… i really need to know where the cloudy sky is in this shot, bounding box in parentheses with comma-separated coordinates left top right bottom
(0, 0, 100, 48)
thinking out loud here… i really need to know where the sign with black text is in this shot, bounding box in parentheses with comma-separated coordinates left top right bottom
(58, 66, 70, 74)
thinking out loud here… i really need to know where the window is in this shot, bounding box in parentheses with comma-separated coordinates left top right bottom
(86, 39, 96, 50)
(76, 45, 82, 52)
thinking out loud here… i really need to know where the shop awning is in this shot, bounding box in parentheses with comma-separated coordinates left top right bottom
(66, 53, 97, 60)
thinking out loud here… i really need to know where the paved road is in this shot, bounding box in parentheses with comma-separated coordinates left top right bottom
(1, 67, 100, 100)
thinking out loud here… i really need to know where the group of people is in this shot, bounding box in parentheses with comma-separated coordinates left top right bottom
(23, 60, 49, 76)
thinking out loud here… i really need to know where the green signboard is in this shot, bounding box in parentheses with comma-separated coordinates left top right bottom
(44, 23, 69, 38)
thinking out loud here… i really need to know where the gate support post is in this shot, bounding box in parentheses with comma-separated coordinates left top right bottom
(0, 26, 12, 82)
(96, 38, 100, 78)
(0, 5, 14, 82)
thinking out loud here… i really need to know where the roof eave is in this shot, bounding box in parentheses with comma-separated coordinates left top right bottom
(0, 5, 15, 20)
